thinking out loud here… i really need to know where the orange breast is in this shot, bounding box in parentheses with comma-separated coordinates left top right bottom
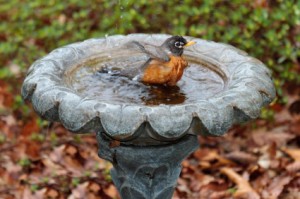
(142, 56, 188, 86)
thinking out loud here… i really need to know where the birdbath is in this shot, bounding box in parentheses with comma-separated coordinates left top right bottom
(21, 34, 275, 199)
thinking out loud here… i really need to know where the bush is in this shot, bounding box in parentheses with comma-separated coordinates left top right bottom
(1, 0, 299, 102)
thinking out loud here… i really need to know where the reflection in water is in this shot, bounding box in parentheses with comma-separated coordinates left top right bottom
(141, 84, 185, 105)
(69, 59, 225, 106)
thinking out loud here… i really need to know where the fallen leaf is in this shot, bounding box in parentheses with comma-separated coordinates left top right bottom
(87, 182, 101, 193)
(220, 167, 260, 199)
(23, 140, 41, 159)
(286, 161, 300, 173)
(45, 187, 60, 198)
(282, 148, 300, 161)
(225, 151, 257, 165)
(262, 174, 293, 199)
(289, 99, 300, 115)
(252, 130, 294, 147)
(21, 118, 40, 137)
(280, 191, 300, 199)
(68, 182, 88, 199)
(64, 144, 78, 156)
(274, 108, 293, 124)
(289, 120, 300, 136)
(257, 151, 271, 169)
(251, 172, 270, 193)
(199, 181, 229, 199)
(103, 184, 118, 199)
(201, 150, 235, 167)
(210, 191, 231, 199)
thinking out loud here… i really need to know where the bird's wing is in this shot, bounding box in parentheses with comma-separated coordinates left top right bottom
(126, 41, 170, 62)
(117, 58, 151, 79)
(105, 41, 170, 80)
(142, 44, 170, 62)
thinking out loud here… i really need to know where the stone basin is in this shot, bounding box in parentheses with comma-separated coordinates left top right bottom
(22, 34, 275, 145)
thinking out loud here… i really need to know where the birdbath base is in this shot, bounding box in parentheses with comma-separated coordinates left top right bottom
(96, 133, 199, 199)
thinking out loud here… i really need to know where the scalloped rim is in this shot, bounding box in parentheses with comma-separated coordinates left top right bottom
(21, 34, 276, 142)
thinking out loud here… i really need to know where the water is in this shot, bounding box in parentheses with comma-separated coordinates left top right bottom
(68, 56, 225, 106)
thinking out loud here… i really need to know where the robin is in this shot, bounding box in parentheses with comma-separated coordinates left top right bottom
(100, 36, 196, 86)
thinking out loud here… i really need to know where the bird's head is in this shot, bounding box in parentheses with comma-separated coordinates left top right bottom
(162, 36, 196, 56)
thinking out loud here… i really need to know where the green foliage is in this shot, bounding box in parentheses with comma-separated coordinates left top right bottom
(103, 167, 112, 182)
(1, 0, 299, 105)
(71, 177, 81, 186)
(30, 132, 45, 142)
(227, 187, 237, 194)
(50, 131, 58, 145)
(18, 157, 31, 167)
(0, 134, 6, 144)
(260, 107, 275, 121)
(30, 184, 39, 192)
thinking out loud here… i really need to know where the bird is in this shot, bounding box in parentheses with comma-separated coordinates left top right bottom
(99, 36, 196, 86)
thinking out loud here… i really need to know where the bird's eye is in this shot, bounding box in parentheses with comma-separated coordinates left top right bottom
(175, 41, 183, 48)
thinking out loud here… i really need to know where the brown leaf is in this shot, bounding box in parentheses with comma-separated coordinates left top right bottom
(251, 172, 270, 193)
(189, 172, 215, 192)
(289, 99, 300, 115)
(274, 108, 293, 124)
(1, 115, 17, 126)
(64, 144, 78, 156)
(225, 151, 257, 165)
(68, 182, 88, 199)
(210, 191, 231, 199)
(45, 187, 60, 198)
(21, 118, 40, 137)
(2, 159, 22, 185)
(201, 150, 235, 167)
(176, 177, 191, 196)
(262, 174, 293, 199)
(49, 145, 65, 163)
(252, 129, 295, 147)
(220, 167, 260, 199)
(289, 120, 300, 136)
(286, 161, 300, 173)
(287, 175, 300, 193)
(282, 148, 300, 161)
(24, 140, 41, 159)
(280, 191, 300, 199)
(0, 80, 14, 108)
(87, 182, 101, 193)
(199, 182, 229, 199)
(103, 184, 119, 199)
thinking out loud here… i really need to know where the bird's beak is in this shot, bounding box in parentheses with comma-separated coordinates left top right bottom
(184, 41, 196, 48)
